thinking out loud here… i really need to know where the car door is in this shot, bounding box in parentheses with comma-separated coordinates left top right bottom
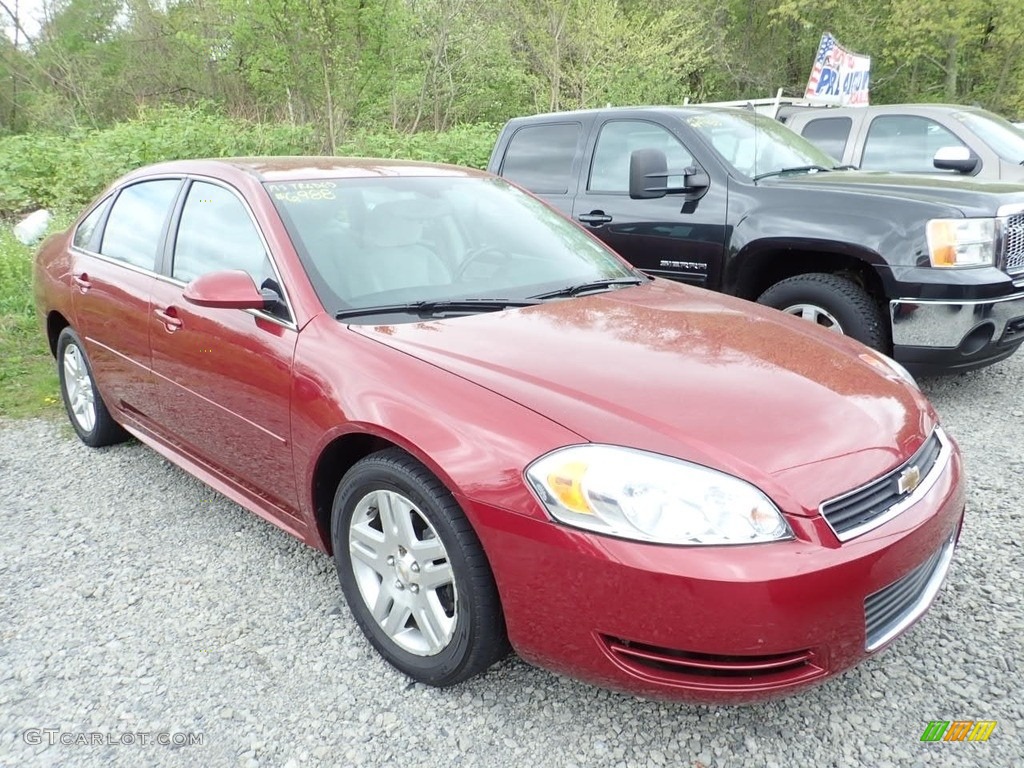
(148, 178, 301, 524)
(572, 117, 727, 288)
(853, 114, 976, 175)
(71, 178, 182, 425)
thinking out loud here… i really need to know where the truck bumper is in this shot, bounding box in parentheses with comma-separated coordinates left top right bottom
(890, 291, 1024, 375)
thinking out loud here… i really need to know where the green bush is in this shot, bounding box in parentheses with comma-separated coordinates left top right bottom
(0, 108, 501, 218)
(337, 123, 501, 170)
(0, 106, 319, 216)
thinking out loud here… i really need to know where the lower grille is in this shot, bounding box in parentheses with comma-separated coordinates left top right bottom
(864, 531, 957, 651)
(600, 636, 825, 690)
(1005, 212, 1024, 275)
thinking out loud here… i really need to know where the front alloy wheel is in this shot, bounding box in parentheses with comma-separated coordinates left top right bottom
(348, 488, 457, 656)
(331, 449, 508, 686)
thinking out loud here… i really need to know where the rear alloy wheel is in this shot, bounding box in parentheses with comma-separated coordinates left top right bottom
(56, 327, 128, 447)
(331, 449, 508, 686)
(757, 272, 888, 351)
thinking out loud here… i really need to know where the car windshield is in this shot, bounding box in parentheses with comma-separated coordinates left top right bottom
(683, 110, 839, 179)
(266, 176, 638, 319)
(955, 110, 1024, 163)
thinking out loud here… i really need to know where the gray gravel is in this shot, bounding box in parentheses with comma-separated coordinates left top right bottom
(2, 354, 1023, 768)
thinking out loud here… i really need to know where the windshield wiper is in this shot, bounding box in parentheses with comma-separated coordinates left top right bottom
(752, 165, 832, 181)
(335, 298, 540, 320)
(530, 277, 645, 300)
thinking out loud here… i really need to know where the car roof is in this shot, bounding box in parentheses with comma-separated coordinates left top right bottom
(785, 103, 994, 117)
(120, 156, 492, 184)
(507, 105, 754, 122)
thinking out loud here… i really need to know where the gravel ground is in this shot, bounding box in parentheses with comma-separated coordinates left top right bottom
(1, 355, 1022, 768)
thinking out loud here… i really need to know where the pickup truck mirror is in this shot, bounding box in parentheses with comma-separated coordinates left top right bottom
(933, 146, 980, 174)
(629, 149, 709, 199)
(682, 167, 710, 189)
(630, 148, 669, 199)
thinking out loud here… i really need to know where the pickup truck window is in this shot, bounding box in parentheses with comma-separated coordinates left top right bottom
(799, 117, 852, 162)
(861, 116, 966, 173)
(955, 111, 1024, 163)
(684, 111, 834, 179)
(589, 121, 694, 193)
(500, 123, 581, 194)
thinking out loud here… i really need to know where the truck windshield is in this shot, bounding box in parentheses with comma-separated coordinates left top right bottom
(955, 110, 1024, 164)
(684, 110, 839, 180)
(267, 175, 639, 317)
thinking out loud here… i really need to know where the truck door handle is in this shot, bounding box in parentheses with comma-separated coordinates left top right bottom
(72, 273, 92, 292)
(578, 212, 613, 225)
(154, 307, 183, 331)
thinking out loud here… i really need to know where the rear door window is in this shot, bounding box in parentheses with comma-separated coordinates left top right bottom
(799, 117, 852, 162)
(100, 180, 181, 270)
(500, 123, 581, 194)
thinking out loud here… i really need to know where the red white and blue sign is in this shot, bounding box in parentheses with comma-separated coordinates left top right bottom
(805, 32, 870, 106)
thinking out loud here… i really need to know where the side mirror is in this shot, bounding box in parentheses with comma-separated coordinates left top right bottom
(933, 146, 979, 174)
(629, 148, 669, 199)
(183, 269, 268, 310)
(630, 149, 709, 199)
(682, 166, 710, 189)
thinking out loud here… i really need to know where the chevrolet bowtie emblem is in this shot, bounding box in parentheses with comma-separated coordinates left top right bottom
(898, 465, 922, 495)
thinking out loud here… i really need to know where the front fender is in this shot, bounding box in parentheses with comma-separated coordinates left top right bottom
(290, 315, 582, 542)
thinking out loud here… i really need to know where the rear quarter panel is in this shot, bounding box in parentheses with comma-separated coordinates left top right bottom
(33, 232, 75, 348)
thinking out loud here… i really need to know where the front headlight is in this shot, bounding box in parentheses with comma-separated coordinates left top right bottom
(926, 218, 996, 267)
(525, 445, 792, 545)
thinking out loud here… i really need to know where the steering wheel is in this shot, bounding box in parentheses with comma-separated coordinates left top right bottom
(453, 246, 509, 281)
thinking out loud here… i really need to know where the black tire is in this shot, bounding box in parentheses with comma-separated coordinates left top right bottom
(331, 448, 508, 686)
(56, 327, 129, 447)
(757, 272, 888, 351)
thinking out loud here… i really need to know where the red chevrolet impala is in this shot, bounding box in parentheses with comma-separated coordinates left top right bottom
(33, 158, 965, 702)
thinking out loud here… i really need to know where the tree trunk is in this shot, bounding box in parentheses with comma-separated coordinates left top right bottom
(322, 54, 336, 155)
(944, 35, 958, 101)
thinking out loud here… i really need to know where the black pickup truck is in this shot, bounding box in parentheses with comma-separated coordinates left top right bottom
(487, 107, 1024, 374)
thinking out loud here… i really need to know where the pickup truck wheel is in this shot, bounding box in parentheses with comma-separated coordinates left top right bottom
(757, 273, 887, 351)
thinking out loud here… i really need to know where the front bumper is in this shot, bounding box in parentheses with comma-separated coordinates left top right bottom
(890, 290, 1024, 374)
(465, 446, 965, 703)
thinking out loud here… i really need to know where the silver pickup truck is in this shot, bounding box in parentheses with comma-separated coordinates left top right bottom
(780, 103, 1024, 181)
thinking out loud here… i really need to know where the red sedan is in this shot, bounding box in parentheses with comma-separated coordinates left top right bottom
(34, 158, 965, 702)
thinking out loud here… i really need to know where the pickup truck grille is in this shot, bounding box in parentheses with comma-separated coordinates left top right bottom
(1005, 212, 1024, 275)
(820, 430, 946, 541)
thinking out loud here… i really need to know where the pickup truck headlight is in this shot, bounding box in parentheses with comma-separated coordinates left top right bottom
(926, 218, 996, 267)
(525, 445, 792, 545)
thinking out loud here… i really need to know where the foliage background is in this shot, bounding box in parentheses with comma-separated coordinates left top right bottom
(1, 0, 1023, 216)
(1, 0, 1023, 417)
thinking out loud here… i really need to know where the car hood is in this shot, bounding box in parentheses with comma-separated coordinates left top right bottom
(770, 170, 1024, 217)
(351, 281, 937, 515)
